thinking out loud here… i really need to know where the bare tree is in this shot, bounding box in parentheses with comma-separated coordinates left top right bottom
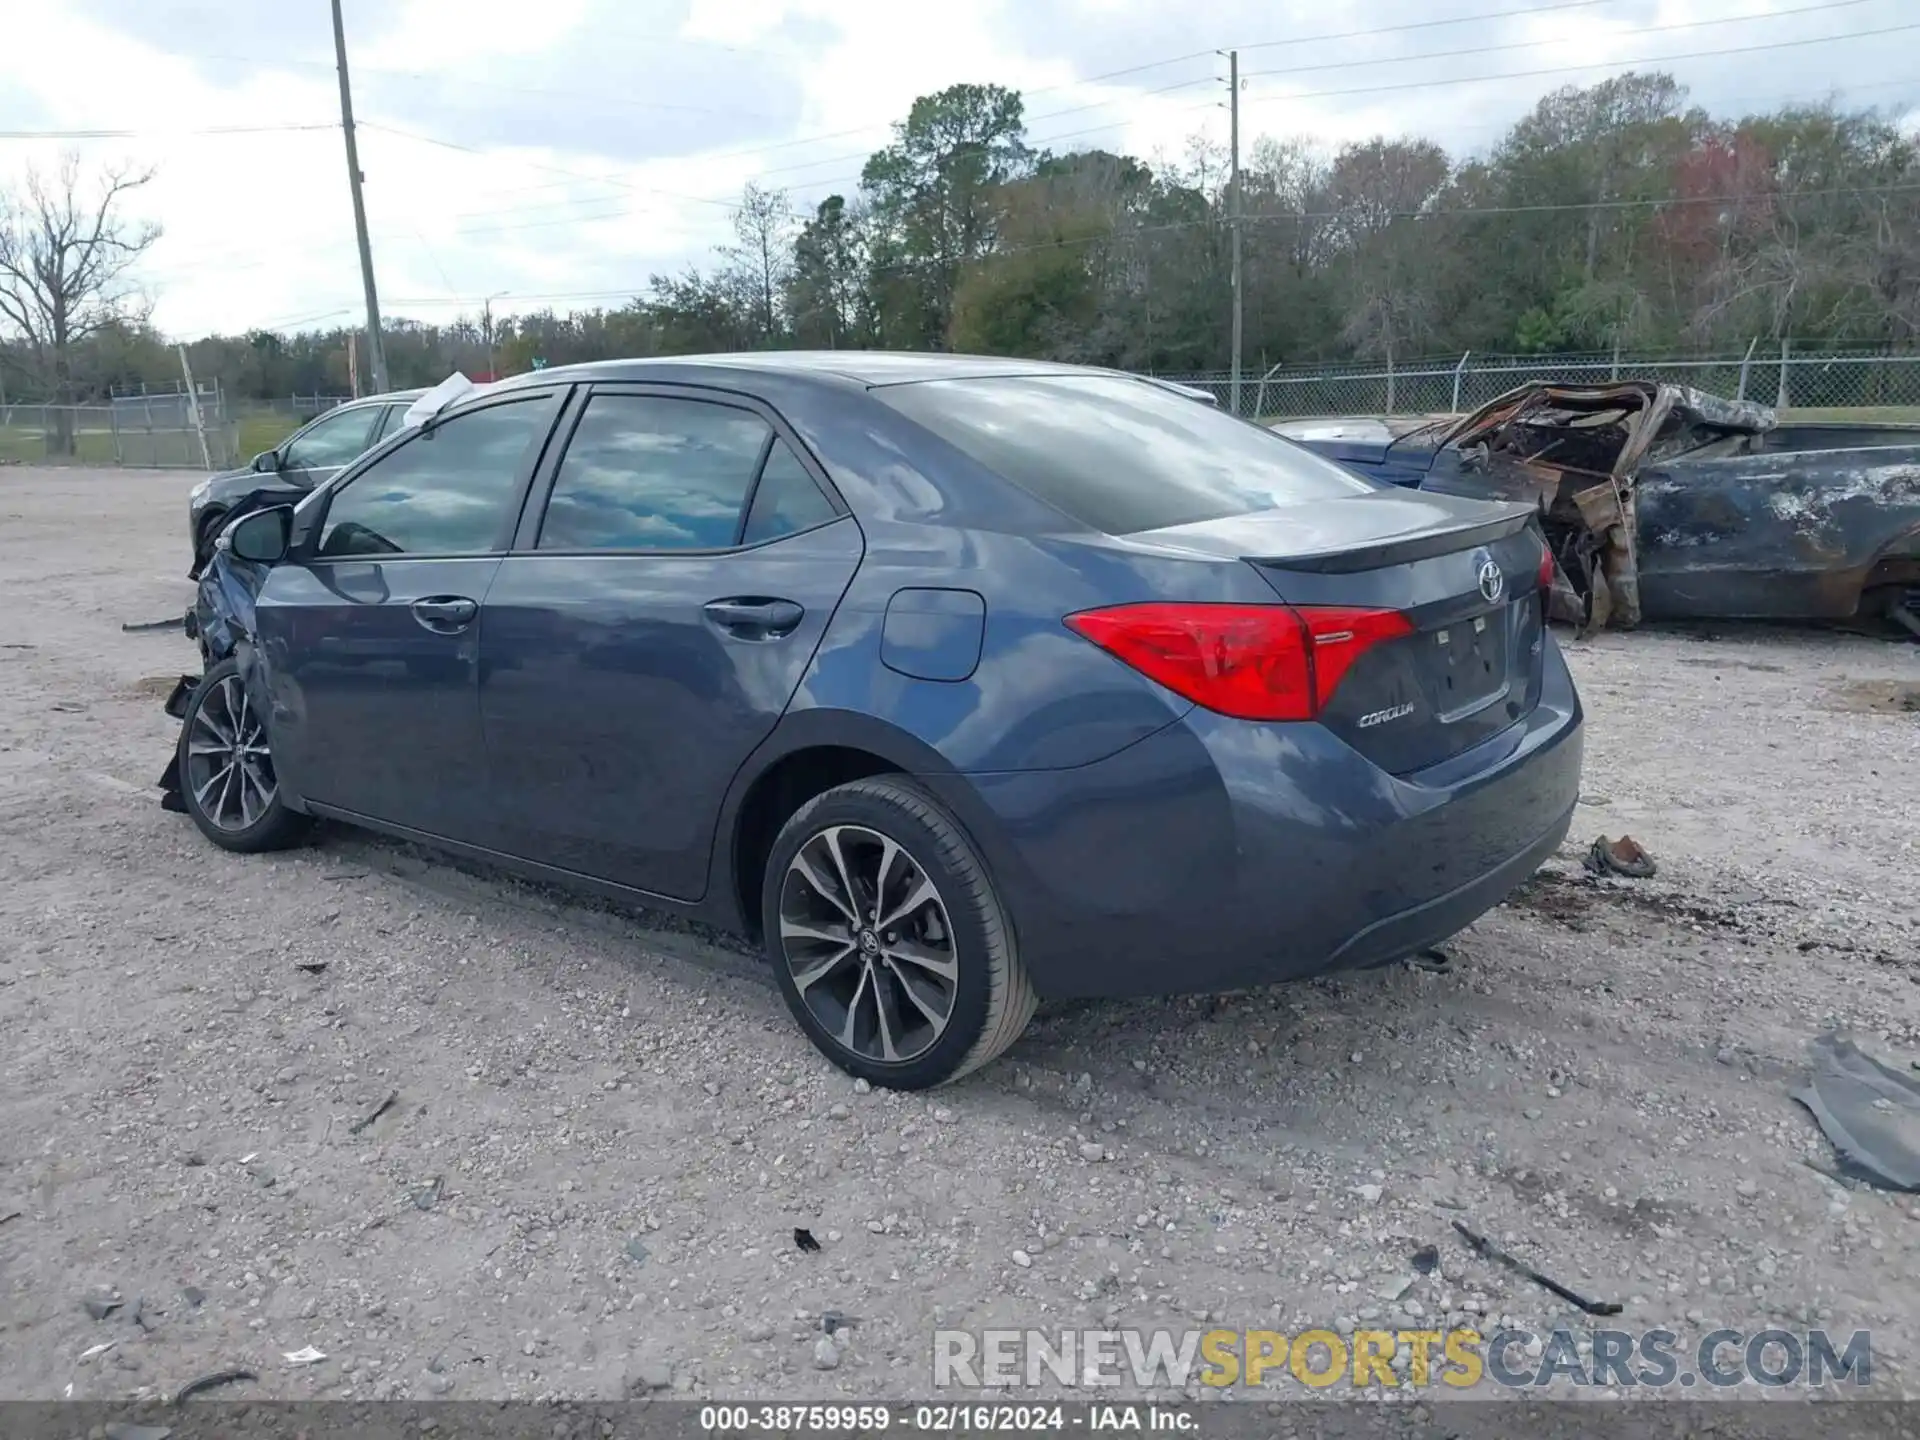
(719, 182, 794, 348)
(0, 154, 160, 452)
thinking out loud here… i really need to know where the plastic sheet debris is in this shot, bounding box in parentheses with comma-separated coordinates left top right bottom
(403, 373, 481, 429)
(282, 1346, 328, 1366)
(1794, 1034, 1920, 1192)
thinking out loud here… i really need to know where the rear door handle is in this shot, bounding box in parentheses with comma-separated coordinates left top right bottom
(411, 595, 479, 633)
(703, 596, 804, 639)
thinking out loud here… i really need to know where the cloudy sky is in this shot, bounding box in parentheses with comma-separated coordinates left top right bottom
(2, 0, 1913, 340)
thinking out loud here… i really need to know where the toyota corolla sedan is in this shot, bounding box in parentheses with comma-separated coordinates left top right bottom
(165, 352, 1584, 1089)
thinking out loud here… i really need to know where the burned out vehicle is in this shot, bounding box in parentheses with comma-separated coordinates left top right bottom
(1276, 382, 1920, 635)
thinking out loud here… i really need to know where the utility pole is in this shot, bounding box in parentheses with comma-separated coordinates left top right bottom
(1227, 49, 1243, 418)
(332, 0, 388, 394)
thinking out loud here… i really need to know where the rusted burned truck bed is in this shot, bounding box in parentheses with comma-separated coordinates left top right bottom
(1637, 441, 1920, 621)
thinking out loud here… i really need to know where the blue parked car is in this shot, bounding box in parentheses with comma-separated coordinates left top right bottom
(167, 353, 1583, 1089)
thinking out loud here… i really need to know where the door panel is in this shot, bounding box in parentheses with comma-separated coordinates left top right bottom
(257, 389, 566, 842)
(256, 557, 500, 839)
(479, 518, 863, 898)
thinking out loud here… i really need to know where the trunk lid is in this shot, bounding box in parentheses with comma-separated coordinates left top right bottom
(1130, 491, 1551, 774)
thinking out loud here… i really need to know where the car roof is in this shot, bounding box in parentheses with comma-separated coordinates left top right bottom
(488, 351, 1123, 391)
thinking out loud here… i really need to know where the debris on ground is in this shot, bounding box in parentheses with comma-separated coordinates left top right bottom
(82, 1293, 120, 1321)
(0, 1209, 20, 1226)
(120, 617, 183, 633)
(78, 1340, 119, 1361)
(104, 1423, 173, 1440)
(1793, 1034, 1920, 1192)
(793, 1227, 822, 1253)
(347, 1089, 398, 1135)
(181, 1287, 205, 1308)
(1410, 1244, 1440, 1275)
(172, 1368, 256, 1404)
(411, 1176, 443, 1211)
(625, 1237, 650, 1264)
(1585, 834, 1657, 879)
(282, 1346, 327, 1366)
(821, 1310, 859, 1335)
(1451, 1219, 1624, 1316)
(294, 960, 329, 974)
(1409, 947, 1453, 975)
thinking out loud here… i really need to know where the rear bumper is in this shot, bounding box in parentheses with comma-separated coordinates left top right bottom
(955, 637, 1584, 1000)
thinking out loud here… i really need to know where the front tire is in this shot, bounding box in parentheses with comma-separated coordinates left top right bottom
(762, 776, 1035, 1089)
(175, 657, 312, 854)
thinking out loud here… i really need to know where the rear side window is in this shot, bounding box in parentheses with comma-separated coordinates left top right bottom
(282, 404, 378, 470)
(539, 394, 835, 551)
(873, 374, 1378, 534)
(743, 440, 837, 545)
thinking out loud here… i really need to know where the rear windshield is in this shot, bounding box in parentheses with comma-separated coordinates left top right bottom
(873, 373, 1379, 534)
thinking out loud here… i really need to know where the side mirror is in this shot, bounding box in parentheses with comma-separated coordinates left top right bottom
(224, 505, 293, 564)
(251, 450, 280, 474)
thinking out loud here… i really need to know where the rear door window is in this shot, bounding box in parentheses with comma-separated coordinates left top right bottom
(873, 374, 1379, 534)
(282, 405, 379, 470)
(537, 394, 829, 552)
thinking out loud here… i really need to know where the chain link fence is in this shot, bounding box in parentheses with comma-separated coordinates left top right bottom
(0, 396, 240, 468)
(1163, 349, 1920, 420)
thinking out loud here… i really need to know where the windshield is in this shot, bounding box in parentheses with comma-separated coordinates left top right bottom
(873, 374, 1380, 535)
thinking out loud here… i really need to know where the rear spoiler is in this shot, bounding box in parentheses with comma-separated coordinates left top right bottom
(1249, 503, 1538, 574)
(1143, 378, 1219, 407)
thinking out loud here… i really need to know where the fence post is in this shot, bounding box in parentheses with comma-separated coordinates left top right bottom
(1451, 351, 1471, 414)
(109, 404, 123, 465)
(1776, 337, 1791, 411)
(1385, 353, 1396, 416)
(1736, 337, 1757, 402)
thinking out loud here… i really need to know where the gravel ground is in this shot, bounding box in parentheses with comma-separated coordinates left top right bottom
(2, 465, 1918, 1408)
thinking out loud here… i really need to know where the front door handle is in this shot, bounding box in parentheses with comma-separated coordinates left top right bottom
(703, 596, 804, 639)
(411, 595, 479, 633)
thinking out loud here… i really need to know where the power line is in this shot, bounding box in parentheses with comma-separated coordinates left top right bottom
(1241, 19, 1920, 109)
(0, 122, 335, 140)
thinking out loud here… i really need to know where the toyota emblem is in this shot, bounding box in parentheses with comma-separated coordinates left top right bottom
(1476, 557, 1505, 605)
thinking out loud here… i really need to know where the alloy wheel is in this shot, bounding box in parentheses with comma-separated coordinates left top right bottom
(777, 824, 959, 1064)
(185, 673, 277, 832)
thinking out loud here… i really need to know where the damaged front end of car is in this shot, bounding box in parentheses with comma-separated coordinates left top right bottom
(1416, 382, 1777, 631)
(158, 538, 275, 814)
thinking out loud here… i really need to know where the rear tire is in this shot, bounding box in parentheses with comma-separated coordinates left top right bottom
(762, 776, 1035, 1089)
(175, 657, 313, 854)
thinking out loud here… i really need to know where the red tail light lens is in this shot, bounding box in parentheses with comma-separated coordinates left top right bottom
(1538, 544, 1556, 592)
(1063, 602, 1411, 722)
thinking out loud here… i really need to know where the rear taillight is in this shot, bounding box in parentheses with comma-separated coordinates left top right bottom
(1063, 602, 1411, 722)
(1538, 544, 1556, 592)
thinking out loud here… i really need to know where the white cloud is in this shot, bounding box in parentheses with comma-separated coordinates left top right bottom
(0, 0, 1911, 340)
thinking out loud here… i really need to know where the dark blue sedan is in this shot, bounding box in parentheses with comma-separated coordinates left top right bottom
(171, 353, 1584, 1089)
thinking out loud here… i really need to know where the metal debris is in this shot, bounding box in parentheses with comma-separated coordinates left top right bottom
(1410, 1244, 1440, 1275)
(1585, 834, 1656, 879)
(411, 1176, 444, 1211)
(83, 1295, 121, 1321)
(625, 1236, 650, 1264)
(294, 960, 329, 974)
(821, 1310, 860, 1335)
(121, 617, 184, 633)
(79, 1340, 119, 1361)
(1794, 1034, 1920, 1192)
(793, 1227, 822, 1253)
(172, 1368, 256, 1404)
(1451, 1219, 1623, 1317)
(348, 1089, 398, 1135)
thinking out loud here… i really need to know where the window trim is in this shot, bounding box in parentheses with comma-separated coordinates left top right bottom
(281, 400, 382, 471)
(297, 386, 570, 564)
(512, 381, 850, 558)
